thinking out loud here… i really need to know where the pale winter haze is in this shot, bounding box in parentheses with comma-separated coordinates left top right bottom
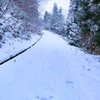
(44, 0, 70, 12)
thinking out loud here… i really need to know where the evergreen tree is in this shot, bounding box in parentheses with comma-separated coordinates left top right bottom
(56, 7, 65, 35)
(66, 0, 80, 46)
(43, 11, 51, 30)
(50, 3, 65, 34)
(51, 3, 59, 31)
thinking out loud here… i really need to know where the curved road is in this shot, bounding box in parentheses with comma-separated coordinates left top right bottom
(0, 30, 100, 100)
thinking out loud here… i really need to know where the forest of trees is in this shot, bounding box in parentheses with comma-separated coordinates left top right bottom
(0, 0, 100, 55)
(43, 3, 66, 36)
(66, 0, 100, 54)
(0, 0, 46, 45)
(43, 0, 100, 54)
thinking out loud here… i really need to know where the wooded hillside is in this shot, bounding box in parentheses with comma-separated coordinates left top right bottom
(66, 0, 100, 54)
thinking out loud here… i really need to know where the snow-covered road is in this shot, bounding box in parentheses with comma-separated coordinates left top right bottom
(0, 30, 100, 100)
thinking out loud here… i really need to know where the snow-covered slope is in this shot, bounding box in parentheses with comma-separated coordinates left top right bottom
(0, 34, 41, 64)
(0, 30, 100, 100)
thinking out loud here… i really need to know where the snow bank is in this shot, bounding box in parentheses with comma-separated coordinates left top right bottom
(0, 34, 41, 64)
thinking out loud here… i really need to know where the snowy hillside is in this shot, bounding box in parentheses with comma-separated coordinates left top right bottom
(0, 0, 42, 61)
(0, 30, 100, 100)
(0, 33, 41, 64)
(0, 4, 42, 64)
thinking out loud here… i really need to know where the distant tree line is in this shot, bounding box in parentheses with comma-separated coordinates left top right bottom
(43, 3, 66, 36)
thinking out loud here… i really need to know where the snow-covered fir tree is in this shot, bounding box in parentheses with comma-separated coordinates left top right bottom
(66, 0, 80, 46)
(55, 7, 65, 35)
(43, 11, 51, 30)
(50, 3, 59, 32)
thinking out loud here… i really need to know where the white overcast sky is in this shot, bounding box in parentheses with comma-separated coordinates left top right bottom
(44, 0, 70, 12)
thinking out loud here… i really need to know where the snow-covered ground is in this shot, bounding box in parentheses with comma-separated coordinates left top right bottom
(0, 30, 100, 100)
(0, 34, 41, 64)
